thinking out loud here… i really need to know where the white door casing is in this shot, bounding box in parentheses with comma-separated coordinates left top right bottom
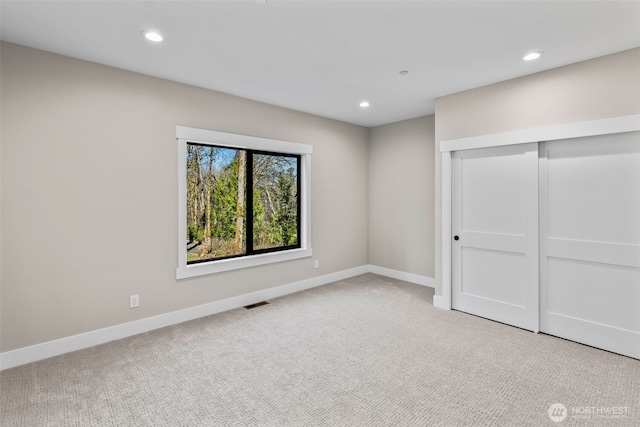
(451, 143, 539, 332)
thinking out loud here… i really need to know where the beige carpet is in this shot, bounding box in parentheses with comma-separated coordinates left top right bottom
(1, 273, 638, 426)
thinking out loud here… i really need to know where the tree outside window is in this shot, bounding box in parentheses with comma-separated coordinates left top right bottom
(186, 143, 300, 264)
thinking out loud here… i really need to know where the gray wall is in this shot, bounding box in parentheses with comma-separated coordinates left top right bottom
(4, 41, 635, 354)
(434, 48, 640, 295)
(368, 116, 435, 278)
(0, 42, 369, 352)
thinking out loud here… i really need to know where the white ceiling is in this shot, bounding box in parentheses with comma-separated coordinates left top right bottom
(1, 1, 639, 127)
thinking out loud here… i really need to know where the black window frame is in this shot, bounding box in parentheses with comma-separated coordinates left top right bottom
(186, 143, 302, 265)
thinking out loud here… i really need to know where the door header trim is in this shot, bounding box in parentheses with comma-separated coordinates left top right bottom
(440, 114, 640, 153)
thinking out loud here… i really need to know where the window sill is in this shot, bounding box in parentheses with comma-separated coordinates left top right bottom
(176, 247, 313, 279)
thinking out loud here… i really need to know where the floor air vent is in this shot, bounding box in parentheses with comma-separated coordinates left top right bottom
(244, 301, 269, 310)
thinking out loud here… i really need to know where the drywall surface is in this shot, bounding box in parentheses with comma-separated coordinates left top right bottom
(0, 42, 369, 351)
(369, 115, 435, 278)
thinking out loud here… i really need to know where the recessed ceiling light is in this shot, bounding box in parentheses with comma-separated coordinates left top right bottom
(523, 51, 543, 61)
(143, 31, 163, 42)
(359, 101, 370, 108)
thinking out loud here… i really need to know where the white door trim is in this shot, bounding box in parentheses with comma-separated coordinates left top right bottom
(438, 114, 640, 310)
(437, 151, 453, 309)
(440, 114, 640, 153)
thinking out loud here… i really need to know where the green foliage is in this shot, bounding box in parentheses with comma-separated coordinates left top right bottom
(253, 188, 267, 246)
(187, 224, 205, 243)
(187, 145, 298, 262)
(210, 156, 240, 241)
(275, 169, 298, 245)
(253, 159, 298, 250)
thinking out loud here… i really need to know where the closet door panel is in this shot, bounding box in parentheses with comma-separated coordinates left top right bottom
(452, 143, 538, 331)
(540, 131, 640, 359)
(546, 258, 639, 331)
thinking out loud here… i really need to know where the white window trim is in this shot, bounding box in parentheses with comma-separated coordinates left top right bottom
(437, 113, 640, 310)
(176, 126, 313, 280)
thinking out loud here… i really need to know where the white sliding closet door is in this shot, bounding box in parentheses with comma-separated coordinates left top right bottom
(540, 131, 640, 359)
(452, 143, 539, 332)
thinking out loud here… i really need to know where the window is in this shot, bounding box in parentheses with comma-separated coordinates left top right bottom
(186, 144, 301, 263)
(177, 127, 312, 279)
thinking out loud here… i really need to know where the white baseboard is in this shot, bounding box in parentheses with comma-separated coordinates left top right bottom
(432, 295, 451, 310)
(366, 265, 449, 309)
(0, 265, 368, 371)
(367, 265, 435, 288)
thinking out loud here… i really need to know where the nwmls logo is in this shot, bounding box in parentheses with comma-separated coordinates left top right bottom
(548, 403, 567, 423)
(548, 402, 630, 423)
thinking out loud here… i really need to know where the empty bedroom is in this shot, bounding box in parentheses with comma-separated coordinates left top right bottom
(1, 1, 639, 426)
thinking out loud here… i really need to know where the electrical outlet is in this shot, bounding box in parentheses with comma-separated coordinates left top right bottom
(314, 260, 319, 269)
(129, 294, 139, 308)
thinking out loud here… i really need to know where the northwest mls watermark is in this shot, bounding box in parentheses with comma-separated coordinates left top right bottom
(548, 402, 630, 423)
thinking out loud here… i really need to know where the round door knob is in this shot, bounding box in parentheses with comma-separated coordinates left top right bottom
(454, 235, 459, 241)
